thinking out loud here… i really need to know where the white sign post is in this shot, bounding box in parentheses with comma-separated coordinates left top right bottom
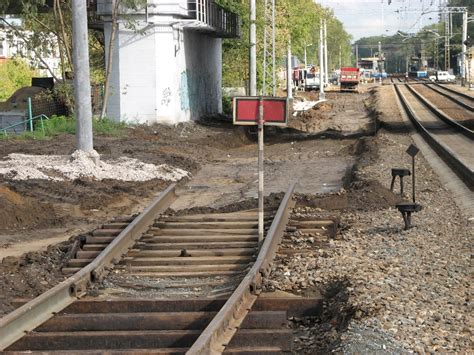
(257, 98, 264, 242)
(233, 97, 289, 244)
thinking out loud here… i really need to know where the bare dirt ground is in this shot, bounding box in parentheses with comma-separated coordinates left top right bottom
(288, 91, 376, 136)
(0, 92, 370, 315)
(1, 83, 470, 354)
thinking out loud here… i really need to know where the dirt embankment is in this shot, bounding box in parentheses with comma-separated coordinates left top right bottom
(0, 89, 381, 319)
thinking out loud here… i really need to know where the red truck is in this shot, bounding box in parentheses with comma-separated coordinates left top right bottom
(340, 67, 360, 91)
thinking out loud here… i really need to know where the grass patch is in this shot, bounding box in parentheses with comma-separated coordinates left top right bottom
(1, 115, 128, 140)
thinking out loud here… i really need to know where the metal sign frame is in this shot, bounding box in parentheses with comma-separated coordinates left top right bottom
(233, 96, 289, 127)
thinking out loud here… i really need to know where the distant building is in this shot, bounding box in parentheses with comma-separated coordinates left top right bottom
(0, 22, 61, 78)
(358, 57, 379, 71)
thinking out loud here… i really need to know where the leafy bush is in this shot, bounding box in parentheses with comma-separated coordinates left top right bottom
(222, 95, 233, 115)
(0, 58, 38, 101)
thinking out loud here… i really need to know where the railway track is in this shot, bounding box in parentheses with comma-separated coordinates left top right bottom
(1, 183, 335, 353)
(423, 83, 474, 112)
(394, 84, 474, 189)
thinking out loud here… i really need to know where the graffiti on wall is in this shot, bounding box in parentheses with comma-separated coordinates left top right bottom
(161, 87, 171, 106)
(180, 71, 190, 112)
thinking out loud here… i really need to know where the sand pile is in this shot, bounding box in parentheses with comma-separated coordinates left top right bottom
(0, 151, 190, 182)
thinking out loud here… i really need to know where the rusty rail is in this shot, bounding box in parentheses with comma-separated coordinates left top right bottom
(0, 184, 177, 350)
(187, 183, 296, 354)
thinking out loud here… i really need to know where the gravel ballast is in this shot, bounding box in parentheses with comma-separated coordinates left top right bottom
(265, 85, 472, 353)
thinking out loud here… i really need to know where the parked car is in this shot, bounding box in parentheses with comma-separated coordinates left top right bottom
(429, 71, 456, 83)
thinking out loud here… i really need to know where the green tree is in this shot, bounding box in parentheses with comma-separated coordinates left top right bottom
(217, 0, 352, 88)
(0, 58, 37, 101)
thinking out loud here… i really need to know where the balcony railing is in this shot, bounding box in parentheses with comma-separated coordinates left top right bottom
(188, 1, 240, 38)
(96, 0, 240, 38)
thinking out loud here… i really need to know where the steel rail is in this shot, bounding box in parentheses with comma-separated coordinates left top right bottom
(187, 183, 296, 354)
(0, 184, 177, 350)
(432, 82, 474, 102)
(406, 84, 474, 139)
(394, 85, 474, 190)
(424, 83, 474, 112)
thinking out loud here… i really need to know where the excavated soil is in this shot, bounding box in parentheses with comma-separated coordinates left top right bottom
(287, 92, 376, 137)
(0, 98, 375, 315)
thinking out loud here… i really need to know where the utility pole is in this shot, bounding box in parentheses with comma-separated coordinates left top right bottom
(287, 44, 293, 100)
(378, 41, 382, 84)
(262, 0, 276, 96)
(339, 44, 342, 69)
(304, 45, 308, 69)
(445, 11, 450, 71)
(461, 10, 467, 86)
(72, 0, 93, 152)
(250, 0, 257, 96)
(355, 44, 359, 67)
(324, 19, 328, 86)
(319, 20, 325, 101)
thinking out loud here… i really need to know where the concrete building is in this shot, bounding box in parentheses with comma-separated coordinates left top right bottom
(97, 0, 239, 125)
(0, 20, 61, 77)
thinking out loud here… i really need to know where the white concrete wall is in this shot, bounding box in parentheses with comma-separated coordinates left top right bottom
(105, 22, 223, 125)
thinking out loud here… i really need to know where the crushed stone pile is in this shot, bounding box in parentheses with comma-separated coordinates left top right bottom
(0, 151, 190, 182)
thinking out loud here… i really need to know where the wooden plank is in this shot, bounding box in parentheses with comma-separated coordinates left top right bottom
(121, 263, 251, 273)
(66, 259, 94, 268)
(81, 244, 108, 251)
(121, 256, 253, 266)
(154, 222, 258, 229)
(148, 228, 258, 236)
(126, 271, 243, 278)
(141, 235, 258, 243)
(7, 330, 201, 350)
(8, 329, 291, 352)
(135, 242, 257, 250)
(92, 229, 124, 237)
(76, 251, 101, 259)
(128, 248, 257, 258)
(35, 311, 286, 332)
(101, 223, 129, 229)
(86, 236, 115, 244)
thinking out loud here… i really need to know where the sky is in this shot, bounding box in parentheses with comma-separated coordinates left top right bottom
(314, 0, 444, 41)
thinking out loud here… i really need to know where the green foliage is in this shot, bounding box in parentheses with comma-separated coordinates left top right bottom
(1, 115, 128, 140)
(42, 115, 127, 136)
(217, 0, 352, 89)
(222, 95, 232, 115)
(53, 82, 75, 113)
(92, 117, 128, 136)
(42, 115, 76, 135)
(0, 58, 37, 101)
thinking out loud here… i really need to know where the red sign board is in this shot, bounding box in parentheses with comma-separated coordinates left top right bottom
(233, 97, 289, 126)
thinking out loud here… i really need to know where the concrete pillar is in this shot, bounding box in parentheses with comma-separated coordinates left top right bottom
(104, 23, 222, 125)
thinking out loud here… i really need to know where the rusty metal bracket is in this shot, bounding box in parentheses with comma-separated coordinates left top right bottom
(0, 184, 177, 350)
(187, 183, 296, 355)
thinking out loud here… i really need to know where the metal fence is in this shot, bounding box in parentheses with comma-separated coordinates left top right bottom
(96, 0, 240, 38)
(190, 0, 240, 38)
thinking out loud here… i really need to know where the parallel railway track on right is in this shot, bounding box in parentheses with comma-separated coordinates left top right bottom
(394, 83, 474, 189)
(423, 83, 474, 112)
